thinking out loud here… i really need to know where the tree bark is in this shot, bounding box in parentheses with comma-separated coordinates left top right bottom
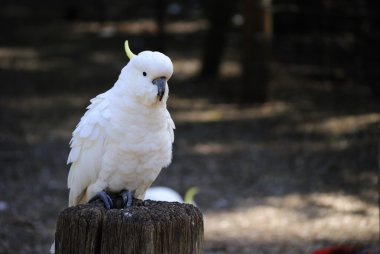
(54, 198, 203, 254)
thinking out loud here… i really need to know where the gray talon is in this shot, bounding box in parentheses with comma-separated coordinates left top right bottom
(89, 190, 113, 210)
(120, 189, 133, 208)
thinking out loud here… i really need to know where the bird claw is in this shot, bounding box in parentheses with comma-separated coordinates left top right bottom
(89, 190, 113, 210)
(120, 189, 133, 208)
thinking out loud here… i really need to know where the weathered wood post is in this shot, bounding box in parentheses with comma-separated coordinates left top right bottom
(53, 197, 203, 254)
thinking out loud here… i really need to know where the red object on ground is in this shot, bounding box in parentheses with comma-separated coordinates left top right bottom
(312, 246, 359, 254)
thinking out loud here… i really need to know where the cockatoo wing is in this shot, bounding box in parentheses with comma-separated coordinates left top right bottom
(67, 93, 111, 206)
(166, 109, 175, 143)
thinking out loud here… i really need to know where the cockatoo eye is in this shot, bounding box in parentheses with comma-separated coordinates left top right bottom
(143, 72, 147, 77)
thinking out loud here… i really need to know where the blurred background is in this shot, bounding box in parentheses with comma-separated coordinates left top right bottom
(0, 0, 379, 253)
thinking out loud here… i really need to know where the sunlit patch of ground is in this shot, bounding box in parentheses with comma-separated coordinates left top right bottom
(299, 114, 380, 136)
(170, 96, 292, 123)
(0, 47, 48, 71)
(68, 19, 208, 36)
(204, 193, 378, 253)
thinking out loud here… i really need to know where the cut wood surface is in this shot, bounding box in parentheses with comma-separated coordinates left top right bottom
(54, 197, 203, 254)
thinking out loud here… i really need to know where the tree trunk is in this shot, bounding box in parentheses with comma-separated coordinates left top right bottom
(54, 198, 203, 254)
(155, 0, 166, 52)
(200, 0, 235, 78)
(241, 0, 272, 103)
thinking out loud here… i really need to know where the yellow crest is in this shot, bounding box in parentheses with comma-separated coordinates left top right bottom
(124, 40, 136, 59)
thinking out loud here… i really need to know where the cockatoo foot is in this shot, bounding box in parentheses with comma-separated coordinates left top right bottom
(120, 189, 133, 208)
(89, 191, 113, 210)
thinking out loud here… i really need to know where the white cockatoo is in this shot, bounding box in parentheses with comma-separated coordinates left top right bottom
(66, 40, 175, 209)
(145, 186, 199, 205)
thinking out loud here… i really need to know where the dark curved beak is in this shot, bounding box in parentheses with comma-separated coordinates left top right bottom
(152, 77, 166, 101)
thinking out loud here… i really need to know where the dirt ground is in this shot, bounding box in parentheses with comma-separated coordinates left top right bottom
(0, 18, 379, 253)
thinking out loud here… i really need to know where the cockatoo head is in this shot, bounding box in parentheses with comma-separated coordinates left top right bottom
(118, 41, 173, 106)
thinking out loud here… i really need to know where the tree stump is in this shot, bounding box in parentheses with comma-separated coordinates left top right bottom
(54, 197, 203, 254)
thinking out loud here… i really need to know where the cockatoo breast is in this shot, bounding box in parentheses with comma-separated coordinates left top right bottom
(99, 96, 173, 195)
